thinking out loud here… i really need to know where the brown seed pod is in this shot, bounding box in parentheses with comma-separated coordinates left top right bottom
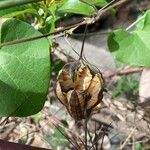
(54, 62, 104, 120)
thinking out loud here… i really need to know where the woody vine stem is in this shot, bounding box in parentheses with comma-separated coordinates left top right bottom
(0, 0, 129, 47)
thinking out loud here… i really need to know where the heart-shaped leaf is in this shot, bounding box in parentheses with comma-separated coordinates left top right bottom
(0, 19, 50, 116)
(108, 10, 150, 67)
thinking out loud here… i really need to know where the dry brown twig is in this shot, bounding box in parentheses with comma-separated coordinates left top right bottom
(103, 67, 143, 78)
(118, 126, 136, 150)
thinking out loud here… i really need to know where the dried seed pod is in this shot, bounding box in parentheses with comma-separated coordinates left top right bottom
(54, 62, 104, 120)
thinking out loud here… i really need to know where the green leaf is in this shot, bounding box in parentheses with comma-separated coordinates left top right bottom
(57, 0, 96, 16)
(135, 10, 150, 31)
(136, 15, 145, 30)
(44, 127, 70, 148)
(142, 9, 150, 31)
(111, 75, 138, 99)
(135, 143, 142, 150)
(108, 10, 150, 67)
(0, 26, 1, 41)
(0, 19, 50, 116)
(0, 5, 36, 18)
(31, 112, 42, 123)
(86, 0, 107, 7)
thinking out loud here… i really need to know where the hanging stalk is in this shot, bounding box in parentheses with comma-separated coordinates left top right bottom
(78, 24, 88, 61)
(0, 0, 43, 10)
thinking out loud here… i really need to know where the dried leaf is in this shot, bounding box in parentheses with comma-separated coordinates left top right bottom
(58, 69, 74, 92)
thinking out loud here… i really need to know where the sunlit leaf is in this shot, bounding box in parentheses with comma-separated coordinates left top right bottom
(0, 19, 51, 116)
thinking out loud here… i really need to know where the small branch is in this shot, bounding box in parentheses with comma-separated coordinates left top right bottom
(0, 0, 43, 10)
(102, 98, 125, 121)
(126, 15, 145, 31)
(103, 67, 143, 78)
(0, 0, 129, 47)
(84, 117, 88, 150)
(0, 19, 85, 47)
(94, 0, 129, 22)
(79, 24, 88, 61)
(118, 126, 136, 150)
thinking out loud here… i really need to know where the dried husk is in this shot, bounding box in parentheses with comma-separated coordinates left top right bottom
(86, 73, 104, 110)
(55, 81, 68, 106)
(75, 66, 92, 91)
(54, 62, 104, 120)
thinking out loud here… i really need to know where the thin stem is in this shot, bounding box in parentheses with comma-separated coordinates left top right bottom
(79, 24, 88, 61)
(70, 30, 111, 37)
(0, 19, 85, 47)
(89, 122, 112, 150)
(84, 117, 88, 150)
(99, 0, 116, 11)
(52, 123, 79, 150)
(94, 122, 98, 150)
(100, 131, 105, 150)
(0, 0, 128, 47)
(0, 99, 29, 126)
(126, 15, 145, 31)
(103, 67, 143, 78)
(119, 126, 136, 149)
(94, 0, 129, 21)
(0, 0, 43, 10)
(87, 128, 96, 150)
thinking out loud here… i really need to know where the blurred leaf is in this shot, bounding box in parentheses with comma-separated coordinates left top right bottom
(86, 0, 107, 7)
(135, 143, 142, 150)
(52, 59, 65, 74)
(31, 112, 42, 123)
(136, 15, 145, 30)
(108, 9, 150, 67)
(44, 127, 70, 148)
(60, 120, 69, 127)
(0, 26, 1, 41)
(112, 75, 138, 99)
(0, 5, 37, 18)
(0, 19, 51, 116)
